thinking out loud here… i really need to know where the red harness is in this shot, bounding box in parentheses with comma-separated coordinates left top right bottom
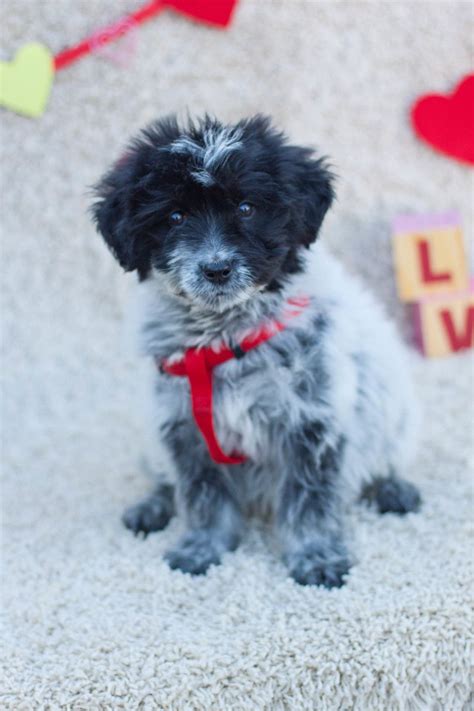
(158, 296, 310, 465)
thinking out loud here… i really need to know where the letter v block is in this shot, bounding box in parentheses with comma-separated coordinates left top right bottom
(412, 280, 474, 357)
(392, 212, 468, 301)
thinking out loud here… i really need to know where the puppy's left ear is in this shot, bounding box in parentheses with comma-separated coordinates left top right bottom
(288, 148, 335, 247)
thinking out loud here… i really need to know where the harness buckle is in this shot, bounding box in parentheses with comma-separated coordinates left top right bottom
(231, 344, 246, 359)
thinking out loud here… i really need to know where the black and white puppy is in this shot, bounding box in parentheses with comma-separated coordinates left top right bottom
(92, 115, 421, 587)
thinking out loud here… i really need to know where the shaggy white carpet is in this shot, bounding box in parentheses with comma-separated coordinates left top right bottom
(1, 1, 473, 708)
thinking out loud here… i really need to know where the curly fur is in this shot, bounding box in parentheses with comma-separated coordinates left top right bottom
(92, 114, 421, 587)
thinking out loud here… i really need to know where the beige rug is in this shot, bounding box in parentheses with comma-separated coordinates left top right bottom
(1, 1, 473, 708)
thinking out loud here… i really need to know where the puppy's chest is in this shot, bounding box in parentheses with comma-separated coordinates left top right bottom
(213, 355, 290, 459)
(158, 335, 314, 461)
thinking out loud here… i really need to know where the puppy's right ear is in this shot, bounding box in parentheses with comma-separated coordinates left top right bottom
(91, 152, 144, 272)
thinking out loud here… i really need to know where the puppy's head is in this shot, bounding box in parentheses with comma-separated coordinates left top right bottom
(92, 115, 334, 310)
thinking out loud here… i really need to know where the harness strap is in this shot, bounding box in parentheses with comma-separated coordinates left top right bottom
(158, 296, 310, 465)
(184, 348, 247, 465)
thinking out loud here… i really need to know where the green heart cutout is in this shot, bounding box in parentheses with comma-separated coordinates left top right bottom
(0, 43, 54, 118)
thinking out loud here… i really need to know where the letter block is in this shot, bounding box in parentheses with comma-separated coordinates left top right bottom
(393, 212, 469, 302)
(412, 280, 474, 357)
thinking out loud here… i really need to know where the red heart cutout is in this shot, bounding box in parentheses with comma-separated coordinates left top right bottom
(165, 0, 238, 27)
(411, 74, 474, 166)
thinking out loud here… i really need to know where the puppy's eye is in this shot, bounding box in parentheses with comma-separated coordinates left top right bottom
(238, 202, 255, 218)
(169, 210, 186, 226)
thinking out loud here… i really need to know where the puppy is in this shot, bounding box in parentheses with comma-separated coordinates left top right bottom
(92, 115, 421, 587)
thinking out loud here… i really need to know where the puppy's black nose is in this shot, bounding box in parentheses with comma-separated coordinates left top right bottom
(201, 261, 232, 284)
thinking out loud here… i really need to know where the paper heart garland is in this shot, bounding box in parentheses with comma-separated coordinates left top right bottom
(411, 74, 474, 166)
(0, 43, 54, 118)
(90, 18, 138, 67)
(0, 0, 238, 118)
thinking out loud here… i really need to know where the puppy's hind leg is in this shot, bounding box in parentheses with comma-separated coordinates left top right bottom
(361, 472, 421, 515)
(122, 482, 175, 537)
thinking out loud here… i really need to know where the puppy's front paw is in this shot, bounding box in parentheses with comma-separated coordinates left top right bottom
(285, 541, 351, 588)
(164, 531, 222, 575)
(122, 485, 174, 537)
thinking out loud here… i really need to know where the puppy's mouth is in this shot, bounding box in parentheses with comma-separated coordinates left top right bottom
(186, 281, 259, 312)
(159, 261, 258, 311)
(197, 285, 248, 307)
(174, 284, 232, 300)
